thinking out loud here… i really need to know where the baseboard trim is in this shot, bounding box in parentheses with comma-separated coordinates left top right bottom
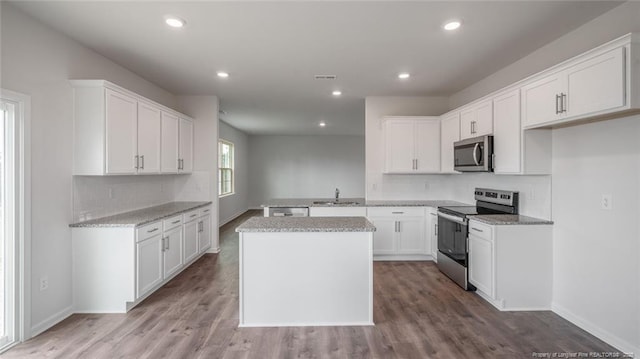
(30, 305, 73, 337)
(552, 302, 639, 355)
(373, 254, 434, 261)
(239, 321, 374, 328)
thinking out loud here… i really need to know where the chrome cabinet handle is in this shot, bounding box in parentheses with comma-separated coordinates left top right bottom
(147, 228, 159, 233)
(392, 211, 404, 214)
(140, 155, 144, 169)
(171, 220, 181, 224)
(561, 93, 567, 113)
(190, 213, 197, 218)
(134, 155, 139, 169)
(161, 237, 165, 252)
(435, 224, 438, 236)
(415, 159, 418, 170)
(165, 236, 170, 250)
(472, 227, 484, 233)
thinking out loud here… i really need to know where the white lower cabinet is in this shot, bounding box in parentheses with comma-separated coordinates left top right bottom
(136, 233, 163, 299)
(467, 219, 552, 311)
(72, 204, 213, 313)
(367, 207, 429, 260)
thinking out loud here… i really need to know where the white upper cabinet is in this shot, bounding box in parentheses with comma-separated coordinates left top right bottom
(105, 89, 137, 174)
(71, 80, 194, 176)
(522, 40, 635, 128)
(137, 102, 161, 174)
(160, 112, 179, 173)
(460, 99, 493, 140)
(383, 116, 440, 174)
(179, 118, 194, 173)
(440, 112, 460, 174)
(493, 89, 521, 174)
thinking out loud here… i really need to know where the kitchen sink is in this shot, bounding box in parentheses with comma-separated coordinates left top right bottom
(312, 201, 360, 206)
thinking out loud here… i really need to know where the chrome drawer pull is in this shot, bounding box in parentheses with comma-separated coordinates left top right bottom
(171, 220, 181, 224)
(472, 228, 484, 233)
(147, 228, 159, 233)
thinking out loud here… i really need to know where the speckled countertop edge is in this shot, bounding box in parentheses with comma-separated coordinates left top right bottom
(470, 214, 553, 226)
(236, 216, 376, 233)
(70, 201, 213, 228)
(262, 198, 471, 208)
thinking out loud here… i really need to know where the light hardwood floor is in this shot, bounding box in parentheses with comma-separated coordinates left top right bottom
(4, 210, 619, 358)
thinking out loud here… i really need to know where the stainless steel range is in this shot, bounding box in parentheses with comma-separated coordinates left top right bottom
(436, 188, 519, 290)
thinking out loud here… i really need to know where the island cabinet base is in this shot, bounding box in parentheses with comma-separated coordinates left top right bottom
(239, 232, 374, 327)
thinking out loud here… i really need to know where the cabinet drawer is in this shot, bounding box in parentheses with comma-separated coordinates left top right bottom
(199, 205, 212, 217)
(183, 209, 200, 222)
(163, 215, 183, 231)
(137, 221, 162, 242)
(367, 207, 425, 217)
(469, 220, 492, 240)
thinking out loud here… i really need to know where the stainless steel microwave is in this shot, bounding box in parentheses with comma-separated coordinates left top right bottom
(454, 135, 493, 172)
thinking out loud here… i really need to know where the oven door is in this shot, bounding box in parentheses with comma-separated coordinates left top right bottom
(437, 212, 468, 266)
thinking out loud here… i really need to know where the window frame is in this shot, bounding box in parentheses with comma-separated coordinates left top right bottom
(218, 139, 235, 197)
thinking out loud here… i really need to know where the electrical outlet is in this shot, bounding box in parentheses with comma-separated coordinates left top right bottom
(40, 276, 49, 291)
(601, 194, 612, 210)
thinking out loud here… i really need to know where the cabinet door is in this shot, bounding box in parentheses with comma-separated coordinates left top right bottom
(493, 89, 521, 174)
(179, 118, 194, 173)
(566, 47, 625, 119)
(370, 218, 396, 255)
(384, 119, 415, 173)
(198, 215, 212, 254)
(474, 100, 493, 137)
(459, 108, 475, 140)
(414, 119, 440, 173)
(105, 89, 137, 174)
(440, 113, 460, 173)
(161, 112, 179, 173)
(136, 234, 163, 298)
(396, 217, 426, 255)
(163, 226, 184, 278)
(521, 72, 565, 128)
(468, 234, 494, 297)
(137, 102, 161, 174)
(183, 220, 199, 263)
(427, 210, 438, 260)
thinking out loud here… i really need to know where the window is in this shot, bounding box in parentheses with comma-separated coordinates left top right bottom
(218, 139, 234, 196)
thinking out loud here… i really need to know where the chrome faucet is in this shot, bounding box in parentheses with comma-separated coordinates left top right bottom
(335, 188, 340, 201)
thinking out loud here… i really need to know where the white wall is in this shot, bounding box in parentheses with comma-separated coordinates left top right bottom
(0, 3, 207, 336)
(552, 115, 639, 354)
(219, 121, 249, 225)
(248, 135, 365, 208)
(175, 96, 220, 252)
(446, 2, 640, 353)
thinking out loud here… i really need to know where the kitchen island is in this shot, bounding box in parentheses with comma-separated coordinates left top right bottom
(236, 216, 376, 327)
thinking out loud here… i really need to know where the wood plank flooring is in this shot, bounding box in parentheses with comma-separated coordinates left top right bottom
(4, 210, 620, 358)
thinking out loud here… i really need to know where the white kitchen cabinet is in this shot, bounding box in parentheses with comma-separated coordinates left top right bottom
(493, 89, 552, 175)
(161, 112, 180, 173)
(383, 116, 440, 174)
(136, 232, 164, 299)
(198, 214, 212, 254)
(137, 102, 161, 174)
(183, 218, 199, 264)
(460, 99, 493, 140)
(522, 46, 629, 128)
(309, 206, 367, 217)
(162, 226, 184, 278)
(467, 219, 552, 311)
(426, 208, 438, 261)
(179, 118, 194, 173)
(105, 89, 138, 174)
(367, 207, 429, 260)
(71, 80, 195, 176)
(440, 112, 460, 173)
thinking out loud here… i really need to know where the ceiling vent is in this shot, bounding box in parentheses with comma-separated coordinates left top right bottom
(314, 75, 337, 80)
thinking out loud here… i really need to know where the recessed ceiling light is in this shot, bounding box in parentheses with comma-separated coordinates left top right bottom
(443, 21, 461, 31)
(165, 16, 186, 28)
(398, 73, 410, 79)
(319, 121, 327, 127)
(332, 90, 342, 96)
(217, 72, 229, 78)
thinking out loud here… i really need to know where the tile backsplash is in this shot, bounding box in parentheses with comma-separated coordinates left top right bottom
(73, 175, 178, 222)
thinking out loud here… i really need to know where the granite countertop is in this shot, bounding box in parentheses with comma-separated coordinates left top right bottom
(236, 216, 376, 233)
(470, 214, 554, 226)
(262, 198, 470, 208)
(69, 201, 213, 228)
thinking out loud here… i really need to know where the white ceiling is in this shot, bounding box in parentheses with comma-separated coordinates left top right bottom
(11, 1, 623, 135)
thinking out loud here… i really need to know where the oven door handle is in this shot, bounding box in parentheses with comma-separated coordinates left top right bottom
(437, 212, 467, 225)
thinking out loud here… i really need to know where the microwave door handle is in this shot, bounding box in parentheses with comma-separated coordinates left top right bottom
(472, 143, 480, 166)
